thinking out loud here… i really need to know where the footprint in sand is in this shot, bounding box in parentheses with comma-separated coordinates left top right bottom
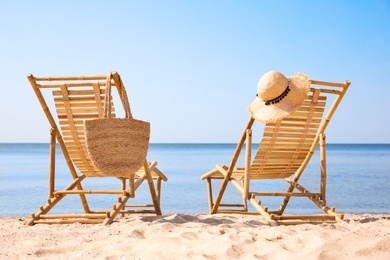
(128, 229, 145, 239)
(181, 231, 199, 240)
(161, 222, 176, 231)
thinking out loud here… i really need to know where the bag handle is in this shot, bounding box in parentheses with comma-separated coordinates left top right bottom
(103, 73, 133, 119)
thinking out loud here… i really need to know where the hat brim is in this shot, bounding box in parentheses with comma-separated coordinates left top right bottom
(248, 73, 309, 123)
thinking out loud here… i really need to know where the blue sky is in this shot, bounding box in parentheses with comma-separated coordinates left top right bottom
(0, 0, 389, 143)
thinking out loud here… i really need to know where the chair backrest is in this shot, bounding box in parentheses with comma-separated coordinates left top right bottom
(52, 80, 116, 176)
(248, 78, 350, 180)
(28, 74, 122, 177)
(249, 88, 325, 179)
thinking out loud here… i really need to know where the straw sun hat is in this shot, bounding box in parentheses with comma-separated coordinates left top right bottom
(248, 71, 310, 123)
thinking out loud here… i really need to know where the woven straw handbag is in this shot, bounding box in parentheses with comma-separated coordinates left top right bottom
(84, 74, 150, 177)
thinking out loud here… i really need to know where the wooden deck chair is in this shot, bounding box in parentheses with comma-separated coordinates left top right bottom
(27, 71, 167, 225)
(201, 78, 350, 226)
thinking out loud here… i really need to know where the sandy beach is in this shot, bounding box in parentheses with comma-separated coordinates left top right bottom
(0, 213, 389, 259)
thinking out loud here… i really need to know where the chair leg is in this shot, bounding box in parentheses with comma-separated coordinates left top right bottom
(103, 193, 131, 225)
(156, 178, 162, 205)
(144, 161, 162, 215)
(27, 195, 64, 225)
(275, 182, 298, 213)
(240, 179, 248, 212)
(48, 128, 56, 198)
(320, 133, 327, 202)
(206, 178, 214, 213)
(242, 198, 248, 212)
(249, 195, 278, 226)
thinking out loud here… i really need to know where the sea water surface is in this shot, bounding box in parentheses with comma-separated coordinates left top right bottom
(0, 143, 389, 216)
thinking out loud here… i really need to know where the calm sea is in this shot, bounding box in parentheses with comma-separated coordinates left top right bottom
(0, 143, 389, 216)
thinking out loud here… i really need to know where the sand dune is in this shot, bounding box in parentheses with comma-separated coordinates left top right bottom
(1, 213, 389, 259)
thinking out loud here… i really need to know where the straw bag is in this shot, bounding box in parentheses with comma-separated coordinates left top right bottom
(84, 74, 150, 177)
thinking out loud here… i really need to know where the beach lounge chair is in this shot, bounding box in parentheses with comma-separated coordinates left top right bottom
(27, 71, 167, 225)
(201, 72, 350, 226)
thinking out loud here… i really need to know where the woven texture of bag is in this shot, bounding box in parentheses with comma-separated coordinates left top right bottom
(84, 73, 150, 177)
(85, 118, 150, 177)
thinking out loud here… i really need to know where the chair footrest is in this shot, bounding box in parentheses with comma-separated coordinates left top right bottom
(32, 214, 106, 224)
(217, 209, 248, 214)
(275, 219, 338, 225)
(219, 203, 245, 208)
(39, 213, 108, 219)
(251, 192, 321, 197)
(122, 204, 157, 213)
(121, 209, 157, 214)
(54, 190, 128, 195)
(33, 219, 104, 224)
(125, 204, 154, 208)
(272, 214, 337, 221)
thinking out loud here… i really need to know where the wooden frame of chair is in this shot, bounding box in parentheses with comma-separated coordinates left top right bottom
(27, 71, 167, 225)
(201, 79, 350, 226)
